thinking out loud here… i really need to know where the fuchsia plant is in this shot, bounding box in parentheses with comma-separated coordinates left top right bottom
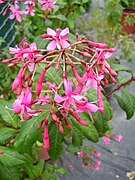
(2, 26, 122, 154)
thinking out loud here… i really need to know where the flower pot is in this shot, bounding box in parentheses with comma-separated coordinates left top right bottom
(120, 8, 135, 34)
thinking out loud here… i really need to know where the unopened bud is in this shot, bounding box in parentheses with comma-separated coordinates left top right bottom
(36, 69, 46, 96)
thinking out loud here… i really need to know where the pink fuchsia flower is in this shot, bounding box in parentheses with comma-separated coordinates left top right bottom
(103, 135, 111, 145)
(9, 3, 25, 22)
(76, 100, 98, 120)
(9, 39, 38, 71)
(54, 79, 85, 110)
(41, 27, 70, 50)
(12, 87, 39, 119)
(38, 0, 56, 11)
(25, 5, 35, 16)
(77, 151, 84, 158)
(113, 134, 123, 142)
(82, 69, 104, 92)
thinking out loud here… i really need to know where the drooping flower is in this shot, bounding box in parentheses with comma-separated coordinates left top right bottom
(41, 27, 70, 50)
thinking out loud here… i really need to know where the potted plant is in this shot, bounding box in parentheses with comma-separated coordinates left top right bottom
(120, 0, 135, 34)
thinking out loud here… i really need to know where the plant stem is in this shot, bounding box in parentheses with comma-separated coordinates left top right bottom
(105, 75, 135, 97)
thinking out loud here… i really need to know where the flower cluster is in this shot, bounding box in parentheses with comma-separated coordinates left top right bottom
(2, 27, 118, 150)
(77, 149, 101, 170)
(1, 0, 56, 22)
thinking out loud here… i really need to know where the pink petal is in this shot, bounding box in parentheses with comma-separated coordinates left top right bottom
(86, 103, 98, 112)
(60, 27, 69, 36)
(47, 28, 56, 36)
(23, 87, 32, 106)
(9, 14, 15, 20)
(54, 93, 67, 103)
(61, 39, 70, 49)
(13, 99, 22, 114)
(64, 79, 72, 96)
(105, 52, 113, 59)
(28, 63, 34, 72)
(47, 40, 57, 50)
(91, 79, 97, 90)
(30, 42, 37, 50)
(16, 13, 22, 22)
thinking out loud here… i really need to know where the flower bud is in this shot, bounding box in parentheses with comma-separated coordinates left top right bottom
(36, 69, 46, 96)
(43, 125, 50, 150)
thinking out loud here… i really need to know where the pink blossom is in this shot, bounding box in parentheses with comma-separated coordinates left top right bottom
(94, 161, 101, 166)
(0, 0, 5, 5)
(54, 79, 85, 110)
(76, 100, 98, 120)
(25, 5, 35, 16)
(13, 87, 38, 119)
(9, 39, 37, 71)
(9, 4, 25, 22)
(77, 151, 84, 158)
(41, 27, 70, 50)
(38, 0, 56, 11)
(103, 135, 111, 145)
(113, 134, 123, 142)
(95, 152, 101, 157)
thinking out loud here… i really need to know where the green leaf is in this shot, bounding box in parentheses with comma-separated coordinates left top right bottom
(56, 14, 67, 21)
(33, 160, 45, 177)
(67, 13, 77, 31)
(93, 111, 111, 135)
(45, 67, 62, 86)
(82, 0, 89, 3)
(0, 100, 19, 128)
(34, 36, 48, 49)
(114, 90, 135, 120)
(102, 100, 113, 121)
(0, 163, 20, 180)
(113, 94, 125, 110)
(0, 127, 17, 145)
(69, 117, 83, 146)
(110, 64, 132, 74)
(121, 90, 135, 119)
(0, 146, 28, 167)
(48, 123, 63, 160)
(14, 112, 48, 154)
(66, 144, 80, 153)
(70, 114, 99, 143)
(55, 167, 67, 174)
